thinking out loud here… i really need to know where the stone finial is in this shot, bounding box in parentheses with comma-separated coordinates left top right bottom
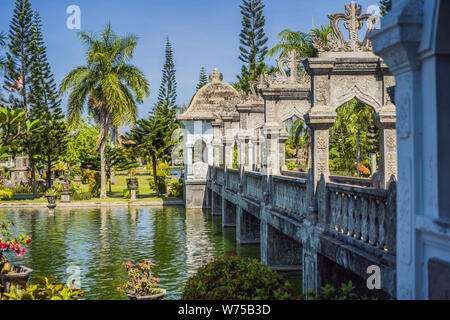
(260, 50, 310, 88)
(209, 68, 223, 83)
(312, 1, 379, 53)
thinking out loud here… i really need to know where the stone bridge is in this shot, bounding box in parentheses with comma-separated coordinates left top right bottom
(207, 167, 397, 298)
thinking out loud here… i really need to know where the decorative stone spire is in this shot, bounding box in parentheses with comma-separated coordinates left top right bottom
(260, 50, 310, 88)
(209, 68, 223, 83)
(312, 1, 379, 53)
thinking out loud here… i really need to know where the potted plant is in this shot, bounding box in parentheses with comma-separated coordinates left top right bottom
(117, 261, 166, 300)
(45, 188, 58, 209)
(0, 221, 33, 295)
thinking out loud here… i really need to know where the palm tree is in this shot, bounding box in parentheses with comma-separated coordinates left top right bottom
(266, 30, 315, 59)
(60, 24, 150, 199)
(287, 118, 311, 169)
(266, 25, 334, 60)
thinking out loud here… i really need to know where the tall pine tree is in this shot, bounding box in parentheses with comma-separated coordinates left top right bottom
(236, 0, 268, 92)
(4, 0, 39, 197)
(29, 10, 68, 188)
(154, 36, 177, 119)
(196, 66, 208, 91)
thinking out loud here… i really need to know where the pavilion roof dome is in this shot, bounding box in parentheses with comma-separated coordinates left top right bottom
(177, 68, 239, 121)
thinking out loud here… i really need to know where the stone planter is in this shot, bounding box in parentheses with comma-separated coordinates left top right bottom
(46, 195, 57, 209)
(127, 178, 139, 191)
(127, 289, 166, 300)
(0, 265, 33, 294)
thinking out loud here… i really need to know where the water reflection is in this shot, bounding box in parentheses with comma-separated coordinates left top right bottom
(0, 207, 300, 299)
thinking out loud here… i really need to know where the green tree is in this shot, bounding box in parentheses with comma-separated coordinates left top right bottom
(196, 66, 208, 91)
(0, 32, 6, 77)
(63, 118, 99, 168)
(60, 23, 150, 199)
(236, 0, 268, 92)
(29, 10, 68, 188)
(4, 0, 39, 197)
(154, 37, 177, 118)
(126, 115, 176, 197)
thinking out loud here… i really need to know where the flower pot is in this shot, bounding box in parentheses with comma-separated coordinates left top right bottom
(0, 265, 33, 294)
(46, 195, 57, 209)
(127, 289, 166, 300)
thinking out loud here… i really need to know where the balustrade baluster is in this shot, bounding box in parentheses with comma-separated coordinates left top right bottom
(378, 201, 386, 250)
(361, 197, 369, 242)
(368, 198, 378, 245)
(341, 193, 349, 234)
(348, 195, 355, 237)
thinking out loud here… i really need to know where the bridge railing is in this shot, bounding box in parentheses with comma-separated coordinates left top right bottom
(226, 168, 240, 192)
(272, 175, 309, 219)
(244, 171, 264, 201)
(216, 167, 225, 185)
(318, 177, 397, 255)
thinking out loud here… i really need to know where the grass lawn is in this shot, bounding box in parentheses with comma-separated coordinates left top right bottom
(1, 175, 182, 203)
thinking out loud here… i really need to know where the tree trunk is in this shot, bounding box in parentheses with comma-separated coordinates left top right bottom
(356, 129, 360, 176)
(151, 154, 159, 197)
(100, 139, 107, 199)
(26, 136, 38, 198)
(46, 155, 52, 189)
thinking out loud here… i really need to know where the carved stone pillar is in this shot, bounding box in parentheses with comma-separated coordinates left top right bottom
(212, 121, 223, 167)
(374, 104, 397, 189)
(238, 133, 250, 170)
(223, 137, 234, 168)
(262, 124, 281, 176)
(279, 129, 289, 171)
(305, 107, 336, 188)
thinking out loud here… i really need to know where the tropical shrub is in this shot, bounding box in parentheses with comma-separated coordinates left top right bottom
(123, 189, 131, 199)
(0, 221, 31, 274)
(12, 184, 32, 195)
(182, 255, 292, 300)
(286, 162, 296, 171)
(358, 163, 370, 177)
(1, 276, 84, 300)
(149, 163, 170, 195)
(0, 189, 13, 201)
(88, 171, 101, 196)
(117, 261, 163, 298)
(168, 178, 183, 198)
(72, 192, 92, 201)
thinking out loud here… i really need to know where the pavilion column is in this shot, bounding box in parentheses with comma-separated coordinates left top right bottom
(223, 137, 234, 168)
(279, 130, 289, 171)
(238, 134, 251, 170)
(374, 104, 397, 189)
(305, 107, 336, 188)
(262, 124, 281, 176)
(248, 140, 254, 171)
(212, 121, 223, 167)
(186, 144, 194, 178)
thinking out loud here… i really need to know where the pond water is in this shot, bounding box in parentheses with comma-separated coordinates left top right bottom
(0, 207, 301, 299)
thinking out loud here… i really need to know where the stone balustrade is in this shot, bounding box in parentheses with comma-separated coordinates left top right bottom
(272, 175, 308, 218)
(244, 171, 264, 201)
(319, 180, 396, 254)
(216, 167, 224, 185)
(226, 168, 240, 192)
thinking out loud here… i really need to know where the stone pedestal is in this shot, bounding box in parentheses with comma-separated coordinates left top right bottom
(185, 179, 209, 209)
(60, 192, 71, 203)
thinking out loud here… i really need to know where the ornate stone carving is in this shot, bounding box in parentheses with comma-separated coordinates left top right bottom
(397, 92, 411, 139)
(209, 68, 223, 83)
(261, 50, 311, 88)
(312, 2, 379, 53)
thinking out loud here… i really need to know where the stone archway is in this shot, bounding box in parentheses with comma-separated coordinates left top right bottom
(303, 1, 396, 189)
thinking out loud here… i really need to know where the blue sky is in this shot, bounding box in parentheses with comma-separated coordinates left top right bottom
(0, 0, 376, 121)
